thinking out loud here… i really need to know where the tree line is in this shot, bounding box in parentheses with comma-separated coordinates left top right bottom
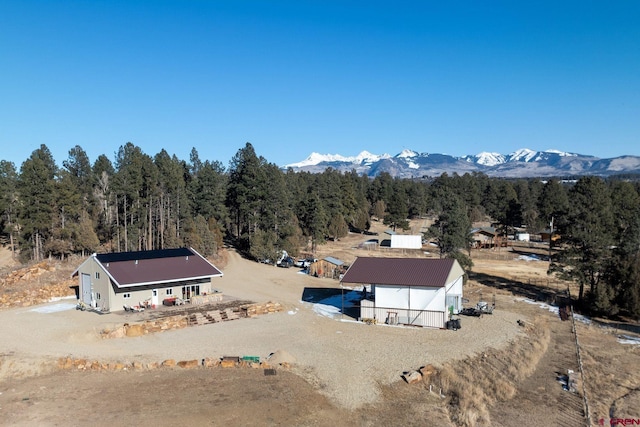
(0, 142, 638, 318)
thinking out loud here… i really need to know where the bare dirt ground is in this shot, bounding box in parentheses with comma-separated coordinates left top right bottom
(0, 221, 639, 426)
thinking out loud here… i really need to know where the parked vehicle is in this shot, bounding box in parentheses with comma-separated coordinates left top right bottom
(278, 256, 294, 268)
(295, 258, 317, 268)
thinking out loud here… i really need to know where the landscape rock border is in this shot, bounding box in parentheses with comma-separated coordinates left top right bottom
(56, 356, 292, 372)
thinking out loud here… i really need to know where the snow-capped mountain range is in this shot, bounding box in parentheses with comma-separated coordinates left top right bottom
(285, 148, 640, 178)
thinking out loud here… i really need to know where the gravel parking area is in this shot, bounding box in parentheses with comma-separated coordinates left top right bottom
(0, 250, 525, 409)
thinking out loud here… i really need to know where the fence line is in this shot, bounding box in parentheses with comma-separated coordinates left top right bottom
(568, 288, 591, 427)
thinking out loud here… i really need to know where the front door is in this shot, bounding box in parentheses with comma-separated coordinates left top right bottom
(81, 273, 92, 304)
(151, 289, 158, 307)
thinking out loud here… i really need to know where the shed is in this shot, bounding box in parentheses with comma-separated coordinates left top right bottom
(341, 257, 464, 328)
(72, 247, 223, 312)
(309, 256, 346, 279)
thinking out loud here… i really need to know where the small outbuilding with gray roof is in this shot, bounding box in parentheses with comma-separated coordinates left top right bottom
(72, 247, 223, 312)
(341, 257, 464, 328)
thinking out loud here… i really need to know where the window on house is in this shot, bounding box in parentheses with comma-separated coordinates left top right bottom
(182, 285, 200, 300)
(123, 293, 131, 299)
(96, 293, 101, 300)
(166, 289, 173, 295)
(95, 272, 100, 279)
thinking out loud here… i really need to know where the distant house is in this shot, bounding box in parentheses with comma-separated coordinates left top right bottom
(539, 229, 561, 243)
(390, 234, 423, 249)
(381, 230, 423, 250)
(72, 247, 223, 312)
(340, 257, 464, 328)
(471, 227, 497, 249)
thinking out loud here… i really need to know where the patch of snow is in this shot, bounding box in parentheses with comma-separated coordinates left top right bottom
(30, 303, 77, 314)
(407, 161, 419, 169)
(313, 303, 341, 318)
(517, 298, 591, 324)
(49, 295, 76, 302)
(516, 254, 541, 262)
(287, 308, 299, 315)
(617, 334, 640, 346)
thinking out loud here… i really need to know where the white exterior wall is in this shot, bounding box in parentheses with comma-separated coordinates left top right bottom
(444, 276, 464, 314)
(76, 256, 112, 311)
(390, 235, 422, 249)
(375, 285, 410, 309)
(376, 285, 443, 311)
(360, 299, 446, 328)
(445, 276, 463, 295)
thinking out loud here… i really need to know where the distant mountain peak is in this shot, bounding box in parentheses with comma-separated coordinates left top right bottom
(396, 149, 418, 158)
(285, 148, 639, 178)
(544, 149, 577, 157)
(470, 152, 506, 167)
(508, 148, 537, 162)
(285, 150, 389, 168)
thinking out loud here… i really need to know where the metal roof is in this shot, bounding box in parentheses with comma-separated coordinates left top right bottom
(341, 257, 460, 287)
(323, 256, 344, 266)
(96, 247, 193, 263)
(89, 247, 223, 288)
(471, 227, 496, 236)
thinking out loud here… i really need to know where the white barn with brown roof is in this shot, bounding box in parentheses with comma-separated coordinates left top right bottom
(72, 247, 223, 312)
(341, 257, 464, 328)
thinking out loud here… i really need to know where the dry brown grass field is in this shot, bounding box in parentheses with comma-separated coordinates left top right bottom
(0, 220, 639, 426)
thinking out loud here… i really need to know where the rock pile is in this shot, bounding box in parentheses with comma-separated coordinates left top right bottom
(0, 261, 76, 309)
(243, 301, 283, 317)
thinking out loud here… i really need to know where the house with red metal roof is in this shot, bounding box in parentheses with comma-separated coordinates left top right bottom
(72, 247, 223, 312)
(340, 257, 464, 328)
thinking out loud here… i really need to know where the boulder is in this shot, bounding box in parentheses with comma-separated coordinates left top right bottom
(220, 359, 236, 368)
(161, 359, 176, 368)
(125, 324, 145, 337)
(202, 358, 218, 368)
(402, 370, 422, 384)
(419, 364, 437, 379)
(177, 360, 199, 369)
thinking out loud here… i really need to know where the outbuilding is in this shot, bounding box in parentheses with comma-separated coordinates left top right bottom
(341, 257, 464, 328)
(309, 256, 346, 279)
(471, 227, 497, 249)
(72, 247, 223, 312)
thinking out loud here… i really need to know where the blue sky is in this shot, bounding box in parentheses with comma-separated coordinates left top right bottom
(1, 1, 638, 170)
